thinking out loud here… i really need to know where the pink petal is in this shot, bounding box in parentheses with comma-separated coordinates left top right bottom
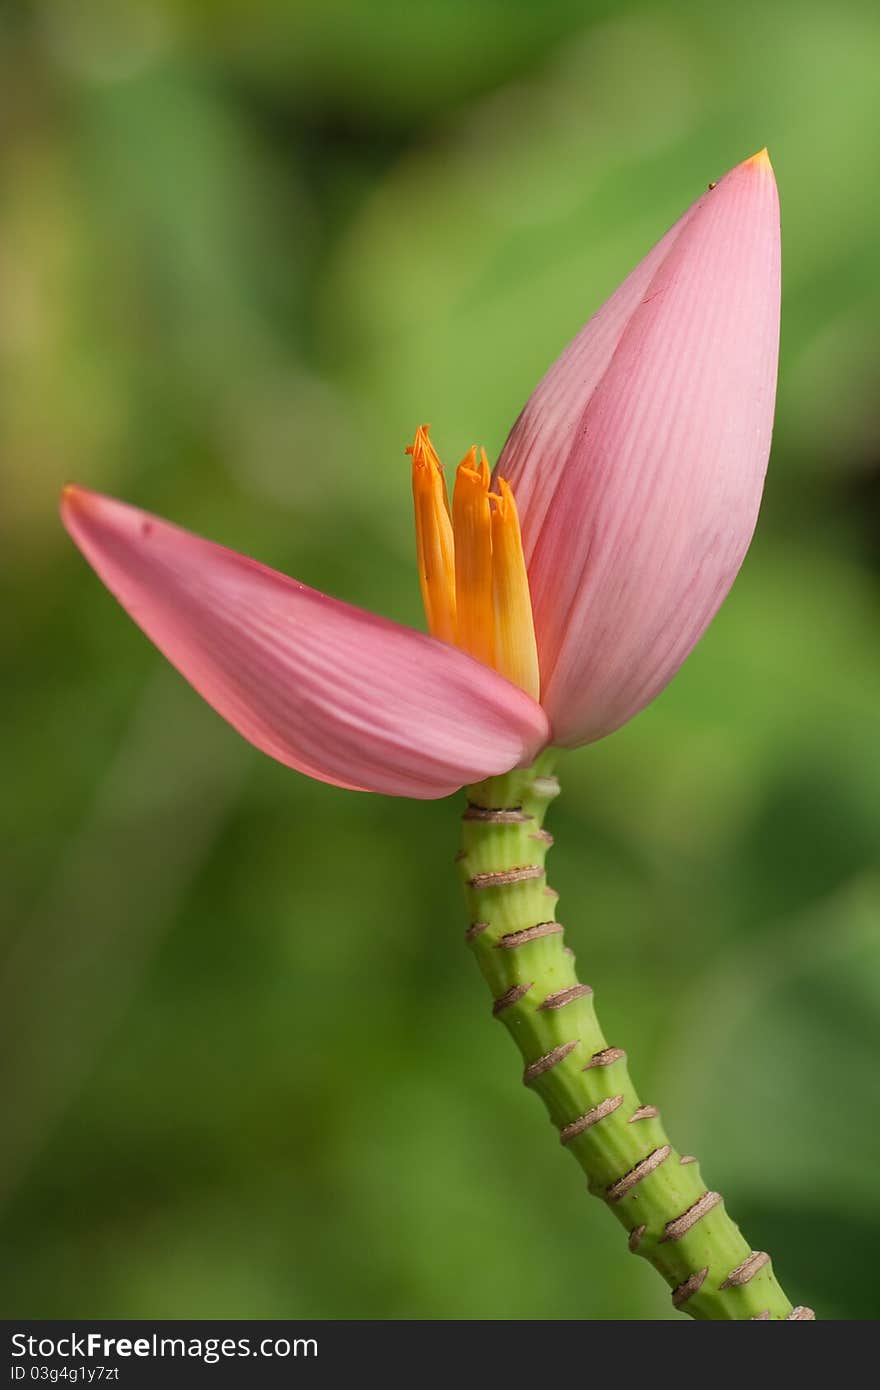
(61, 488, 549, 798)
(498, 203, 699, 561)
(498, 152, 781, 746)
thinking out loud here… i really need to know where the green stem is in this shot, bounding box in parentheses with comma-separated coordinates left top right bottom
(458, 754, 813, 1321)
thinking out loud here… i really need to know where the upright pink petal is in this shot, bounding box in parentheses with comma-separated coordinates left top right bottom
(61, 488, 549, 798)
(499, 152, 781, 746)
(497, 200, 700, 562)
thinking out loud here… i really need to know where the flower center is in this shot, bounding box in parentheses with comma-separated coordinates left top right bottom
(407, 424, 540, 700)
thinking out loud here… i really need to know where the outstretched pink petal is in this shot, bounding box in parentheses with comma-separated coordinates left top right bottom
(61, 488, 549, 798)
(498, 152, 781, 747)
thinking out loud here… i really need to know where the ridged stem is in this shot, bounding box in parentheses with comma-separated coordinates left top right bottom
(458, 754, 812, 1321)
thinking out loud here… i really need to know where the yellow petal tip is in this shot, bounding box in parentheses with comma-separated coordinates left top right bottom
(744, 146, 772, 172)
(61, 482, 84, 511)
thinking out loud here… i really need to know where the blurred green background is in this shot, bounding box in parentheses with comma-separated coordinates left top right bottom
(2, 0, 879, 1321)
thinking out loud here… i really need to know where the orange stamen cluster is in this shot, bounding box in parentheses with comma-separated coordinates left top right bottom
(407, 425, 540, 700)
